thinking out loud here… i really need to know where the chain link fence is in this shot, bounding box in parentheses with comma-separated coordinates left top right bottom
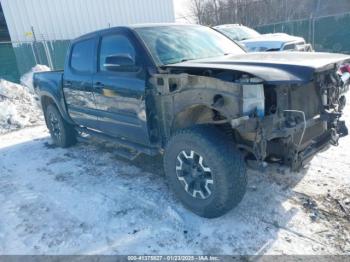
(256, 12, 350, 54)
(0, 39, 71, 83)
(1, 12, 350, 83)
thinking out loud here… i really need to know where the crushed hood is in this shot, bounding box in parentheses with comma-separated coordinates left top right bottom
(165, 52, 350, 84)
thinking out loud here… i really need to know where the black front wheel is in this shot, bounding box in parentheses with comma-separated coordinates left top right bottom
(164, 125, 247, 218)
(45, 104, 77, 148)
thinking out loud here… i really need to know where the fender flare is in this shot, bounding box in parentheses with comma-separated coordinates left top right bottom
(39, 90, 74, 125)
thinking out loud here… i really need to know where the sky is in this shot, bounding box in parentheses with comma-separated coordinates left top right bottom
(173, 0, 195, 23)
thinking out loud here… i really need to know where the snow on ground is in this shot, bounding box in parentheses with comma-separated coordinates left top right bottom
(0, 65, 49, 134)
(0, 89, 349, 255)
(20, 65, 51, 95)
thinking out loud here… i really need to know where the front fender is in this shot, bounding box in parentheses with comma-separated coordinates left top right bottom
(151, 73, 243, 140)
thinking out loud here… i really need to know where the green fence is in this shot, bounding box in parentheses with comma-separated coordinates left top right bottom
(0, 39, 70, 83)
(256, 12, 350, 54)
(0, 42, 20, 83)
(2, 13, 350, 83)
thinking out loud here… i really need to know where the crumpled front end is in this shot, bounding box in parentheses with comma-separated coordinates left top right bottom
(161, 54, 350, 171)
(234, 65, 349, 171)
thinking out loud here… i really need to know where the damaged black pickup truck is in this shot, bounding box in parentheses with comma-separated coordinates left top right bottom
(34, 24, 349, 218)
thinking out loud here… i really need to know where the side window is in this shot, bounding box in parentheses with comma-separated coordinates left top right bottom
(99, 34, 136, 72)
(70, 39, 94, 73)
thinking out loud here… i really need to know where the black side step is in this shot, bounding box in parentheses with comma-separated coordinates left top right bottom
(75, 127, 159, 157)
(112, 147, 141, 161)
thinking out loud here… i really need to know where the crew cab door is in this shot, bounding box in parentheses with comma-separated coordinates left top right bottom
(92, 30, 151, 146)
(63, 37, 99, 129)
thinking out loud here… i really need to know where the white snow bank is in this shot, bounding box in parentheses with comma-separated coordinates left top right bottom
(0, 80, 42, 134)
(20, 64, 50, 94)
(0, 65, 50, 134)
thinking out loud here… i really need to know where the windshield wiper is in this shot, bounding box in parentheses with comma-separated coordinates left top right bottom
(163, 58, 193, 65)
(180, 58, 193, 63)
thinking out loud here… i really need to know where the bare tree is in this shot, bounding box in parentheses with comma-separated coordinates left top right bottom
(188, 0, 347, 27)
(212, 0, 220, 25)
(190, 0, 206, 24)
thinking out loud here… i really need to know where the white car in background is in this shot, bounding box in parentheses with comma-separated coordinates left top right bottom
(214, 24, 313, 52)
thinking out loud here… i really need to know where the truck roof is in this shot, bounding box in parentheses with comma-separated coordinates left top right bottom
(75, 23, 199, 41)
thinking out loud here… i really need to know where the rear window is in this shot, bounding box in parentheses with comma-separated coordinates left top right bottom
(70, 39, 94, 73)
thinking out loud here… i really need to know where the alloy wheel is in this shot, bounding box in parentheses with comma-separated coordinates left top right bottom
(175, 150, 214, 199)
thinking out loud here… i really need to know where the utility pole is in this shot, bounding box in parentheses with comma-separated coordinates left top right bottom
(315, 0, 321, 17)
(30, 26, 39, 65)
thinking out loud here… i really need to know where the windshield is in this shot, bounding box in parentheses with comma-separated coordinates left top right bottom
(134, 25, 245, 65)
(216, 26, 261, 41)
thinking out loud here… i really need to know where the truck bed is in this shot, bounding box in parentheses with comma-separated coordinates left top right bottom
(33, 70, 71, 122)
(33, 70, 63, 95)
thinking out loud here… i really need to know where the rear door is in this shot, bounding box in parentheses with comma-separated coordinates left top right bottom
(63, 37, 99, 129)
(92, 30, 151, 145)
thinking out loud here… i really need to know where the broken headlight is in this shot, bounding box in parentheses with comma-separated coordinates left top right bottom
(238, 77, 265, 119)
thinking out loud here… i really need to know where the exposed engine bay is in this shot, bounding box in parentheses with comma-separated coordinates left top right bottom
(151, 61, 349, 171)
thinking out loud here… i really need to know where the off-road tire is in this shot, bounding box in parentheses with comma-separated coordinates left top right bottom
(45, 104, 77, 148)
(164, 125, 247, 218)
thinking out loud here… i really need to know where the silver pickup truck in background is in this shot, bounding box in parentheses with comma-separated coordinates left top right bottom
(214, 24, 313, 52)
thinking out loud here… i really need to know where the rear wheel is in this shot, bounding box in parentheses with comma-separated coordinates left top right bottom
(45, 104, 77, 148)
(164, 125, 247, 218)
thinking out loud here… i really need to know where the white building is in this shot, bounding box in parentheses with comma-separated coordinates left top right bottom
(0, 0, 175, 82)
(1, 0, 175, 42)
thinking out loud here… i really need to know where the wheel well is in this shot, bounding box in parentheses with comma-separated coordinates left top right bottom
(41, 96, 57, 126)
(41, 96, 55, 111)
(171, 105, 228, 134)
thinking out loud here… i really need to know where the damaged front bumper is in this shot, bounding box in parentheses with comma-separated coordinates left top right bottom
(235, 110, 348, 171)
(233, 64, 350, 171)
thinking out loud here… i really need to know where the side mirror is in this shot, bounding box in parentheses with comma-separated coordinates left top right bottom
(104, 54, 137, 72)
